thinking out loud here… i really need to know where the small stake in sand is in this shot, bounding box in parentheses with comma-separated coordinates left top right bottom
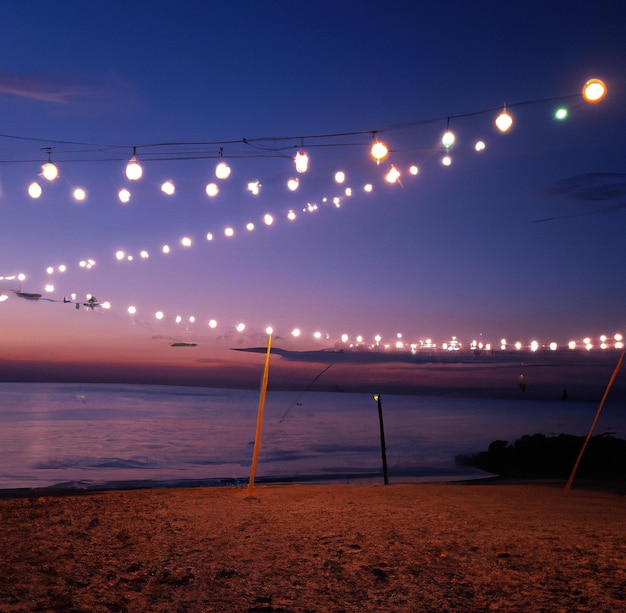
(565, 351, 624, 491)
(248, 330, 273, 497)
(374, 394, 389, 485)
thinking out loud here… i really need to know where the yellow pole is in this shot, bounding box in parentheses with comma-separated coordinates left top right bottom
(248, 333, 272, 496)
(565, 351, 624, 491)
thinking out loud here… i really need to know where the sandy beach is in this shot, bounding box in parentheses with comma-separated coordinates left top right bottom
(1, 482, 624, 612)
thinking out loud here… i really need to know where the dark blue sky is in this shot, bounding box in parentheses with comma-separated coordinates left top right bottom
(1, 1, 625, 372)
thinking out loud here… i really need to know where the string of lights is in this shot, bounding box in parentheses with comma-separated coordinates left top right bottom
(2, 78, 618, 351)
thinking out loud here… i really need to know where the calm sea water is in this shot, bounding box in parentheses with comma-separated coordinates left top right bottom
(0, 382, 624, 490)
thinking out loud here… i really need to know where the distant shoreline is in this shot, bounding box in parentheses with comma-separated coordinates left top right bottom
(1, 348, 624, 402)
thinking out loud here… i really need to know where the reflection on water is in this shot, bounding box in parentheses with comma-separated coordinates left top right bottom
(0, 383, 623, 490)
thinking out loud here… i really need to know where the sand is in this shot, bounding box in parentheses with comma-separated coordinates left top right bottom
(0, 483, 624, 612)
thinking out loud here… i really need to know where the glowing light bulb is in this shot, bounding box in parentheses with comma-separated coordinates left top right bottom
(73, 187, 86, 201)
(224, 227, 234, 237)
(41, 162, 59, 181)
(441, 130, 455, 149)
(155, 311, 164, 320)
(495, 106, 513, 132)
(555, 108, 568, 120)
(247, 181, 261, 195)
(287, 178, 299, 191)
(161, 181, 175, 195)
(582, 78, 606, 103)
(115, 250, 125, 261)
(215, 162, 231, 179)
(385, 165, 401, 183)
(208, 319, 217, 328)
(474, 141, 486, 152)
(364, 183, 373, 192)
(28, 182, 42, 199)
(128, 306, 137, 315)
(118, 188, 131, 203)
(264, 214, 274, 226)
(181, 237, 192, 247)
(287, 210, 297, 221)
(295, 150, 309, 173)
(246, 222, 255, 231)
(442, 155, 452, 166)
(236, 323, 245, 332)
(125, 155, 143, 181)
(371, 140, 388, 163)
(334, 171, 346, 183)
(409, 165, 419, 176)
(205, 183, 219, 197)
(206, 232, 214, 241)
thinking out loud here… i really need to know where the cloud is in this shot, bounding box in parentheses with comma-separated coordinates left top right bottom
(0, 72, 92, 103)
(536, 173, 626, 222)
(0, 71, 138, 113)
(543, 173, 626, 201)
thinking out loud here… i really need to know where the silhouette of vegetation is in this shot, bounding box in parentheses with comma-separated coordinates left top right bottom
(457, 433, 626, 479)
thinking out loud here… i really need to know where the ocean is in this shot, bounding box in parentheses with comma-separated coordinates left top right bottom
(0, 382, 624, 491)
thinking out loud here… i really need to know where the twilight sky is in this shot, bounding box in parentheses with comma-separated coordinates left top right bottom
(1, 1, 625, 383)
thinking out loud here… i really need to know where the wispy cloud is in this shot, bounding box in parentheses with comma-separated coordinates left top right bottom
(0, 71, 138, 113)
(0, 72, 92, 103)
(536, 173, 626, 222)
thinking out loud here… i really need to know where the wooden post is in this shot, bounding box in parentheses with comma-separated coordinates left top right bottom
(248, 333, 272, 496)
(375, 394, 389, 485)
(565, 351, 624, 491)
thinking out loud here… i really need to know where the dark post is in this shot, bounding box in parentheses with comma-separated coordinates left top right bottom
(374, 394, 389, 485)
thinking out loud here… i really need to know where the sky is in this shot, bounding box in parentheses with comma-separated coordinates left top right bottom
(1, 1, 625, 385)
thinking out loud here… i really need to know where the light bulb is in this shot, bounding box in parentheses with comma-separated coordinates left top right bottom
(215, 161, 231, 179)
(28, 182, 43, 198)
(125, 155, 143, 180)
(295, 150, 309, 173)
(41, 162, 59, 181)
(371, 140, 388, 163)
(161, 181, 175, 195)
(582, 78, 606, 103)
(441, 130, 455, 149)
(385, 165, 401, 183)
(495, 106, 513, 132)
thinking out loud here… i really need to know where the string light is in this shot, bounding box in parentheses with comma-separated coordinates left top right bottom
(125, 148, 143, 181)
(72, 187, 87, 201)
(5, 76, 615, 350)
(441, 118, 455, 149)
(385, 165, 401, 183)
(161, 181, 175, 195)
(582, 78, 606, 103)
(205, 183, 219, 197)
(495, 104, 513, 132)
(215, 161, 231, 180)
(554, 108, 568, 120)
(295, 150, 309, 173)
(28, 182, 42, 199)
(370, 136, 389, 164)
